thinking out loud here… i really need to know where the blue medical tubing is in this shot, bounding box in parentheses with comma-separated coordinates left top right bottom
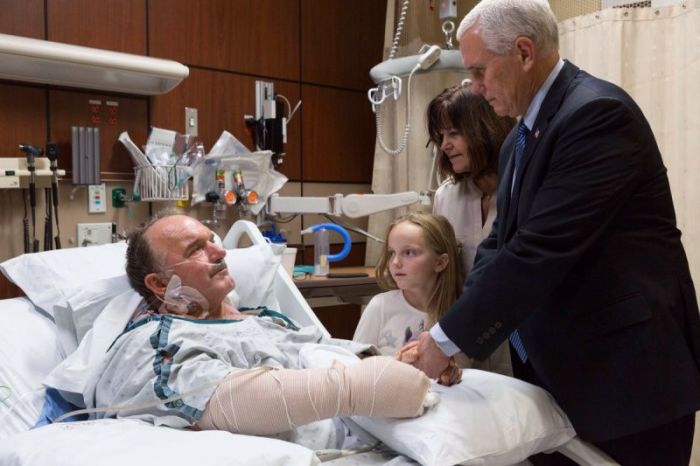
(262, 225, 287, 244)
(301, 223, 351, 262)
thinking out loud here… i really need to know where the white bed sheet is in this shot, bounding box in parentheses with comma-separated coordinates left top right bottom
(0, 297, 59, 440)
(0, 418, 321, 466)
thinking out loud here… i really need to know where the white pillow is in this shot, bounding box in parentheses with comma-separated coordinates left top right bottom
(62, 275, 133, 344)
(0, 243, 128, 316)
(44, 289, 144, 406)
(2, 240, 281, 352)
(0, 298, 62, 441)
(351, 369, 576, 466)
(0, 418, 320, 466)
(224, 243, 281, 310)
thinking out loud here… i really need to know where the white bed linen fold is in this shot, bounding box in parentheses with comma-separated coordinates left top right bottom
(0, 298, 62, 440)
(0, 418, 321, 466)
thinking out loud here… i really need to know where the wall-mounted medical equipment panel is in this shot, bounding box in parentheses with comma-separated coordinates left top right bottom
(0, 157, 65, 189)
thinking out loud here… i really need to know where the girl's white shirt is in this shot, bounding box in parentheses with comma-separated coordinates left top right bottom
(353, 290, 426, 356)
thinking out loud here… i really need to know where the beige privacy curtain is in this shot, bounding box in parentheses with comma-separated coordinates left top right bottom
(366, 1, 471, 265)
(557, 0, 700, 284)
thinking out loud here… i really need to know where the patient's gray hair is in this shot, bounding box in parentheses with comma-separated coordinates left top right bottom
(456, 0, 559, 57)
(125, 209, 180, 302)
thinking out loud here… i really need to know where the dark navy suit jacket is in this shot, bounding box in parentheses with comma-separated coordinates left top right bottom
(440, 60, 700, 442)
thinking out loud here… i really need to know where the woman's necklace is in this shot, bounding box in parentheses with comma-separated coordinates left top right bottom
(476, 174, 497, 227)
(481, 193, 492, 226)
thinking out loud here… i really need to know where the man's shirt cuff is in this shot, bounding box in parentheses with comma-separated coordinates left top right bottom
(430, 323, 461, 357)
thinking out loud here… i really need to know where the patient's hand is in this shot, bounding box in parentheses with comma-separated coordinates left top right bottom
(418, 390, 441, 415)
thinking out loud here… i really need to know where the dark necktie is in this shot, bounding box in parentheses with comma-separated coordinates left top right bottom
(511, 120, 530, 192)
(509, 120, 529, 362)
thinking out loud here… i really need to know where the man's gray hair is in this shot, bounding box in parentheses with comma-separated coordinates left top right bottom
(457, 0, 559, 56)
(125, 208, 181, 303)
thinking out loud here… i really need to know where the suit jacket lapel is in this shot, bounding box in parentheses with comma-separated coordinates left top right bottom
(504, 60, 581, 237)
(497, 131, 516, 246)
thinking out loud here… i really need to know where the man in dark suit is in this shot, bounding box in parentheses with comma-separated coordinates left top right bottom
(407, 0, 700, 463)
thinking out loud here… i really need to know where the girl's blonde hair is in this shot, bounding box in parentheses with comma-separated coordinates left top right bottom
(375, 213, 464, 325)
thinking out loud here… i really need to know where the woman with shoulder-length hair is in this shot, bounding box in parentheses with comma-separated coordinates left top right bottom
(427, 83, 515, 375)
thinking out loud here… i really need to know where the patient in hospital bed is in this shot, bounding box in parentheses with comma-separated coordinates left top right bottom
(76, 212, 436, 436)
(0, 212, 587, 464)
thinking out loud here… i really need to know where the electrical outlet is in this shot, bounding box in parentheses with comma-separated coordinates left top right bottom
(88, 183, 107, 213)
(439, 0, 457, 19)
(77, 222, 113, 247)
(185, 107, 198, 137)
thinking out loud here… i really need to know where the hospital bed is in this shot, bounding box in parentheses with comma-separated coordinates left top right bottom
(0, 219, 616, 466)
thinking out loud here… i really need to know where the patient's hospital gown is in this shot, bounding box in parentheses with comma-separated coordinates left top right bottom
(83, 311, 372, 429)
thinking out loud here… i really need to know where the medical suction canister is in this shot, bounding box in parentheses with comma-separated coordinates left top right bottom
(300, 223, 351, 276)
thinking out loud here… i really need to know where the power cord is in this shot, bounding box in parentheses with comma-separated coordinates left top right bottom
(374, 64, 417, 155)
(388, 0, 411, 60)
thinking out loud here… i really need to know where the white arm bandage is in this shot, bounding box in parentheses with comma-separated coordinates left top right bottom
(198, 356, 430, 435)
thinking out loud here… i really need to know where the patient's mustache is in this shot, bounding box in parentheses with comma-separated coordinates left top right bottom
(209, 261, 228, 277)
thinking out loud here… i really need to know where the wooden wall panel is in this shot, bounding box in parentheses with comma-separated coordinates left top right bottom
(49, 90, 148, 178)
(0, 0, 44, 38)
(315, 304, 362, 340)
(301, 85, 375, 183)
(301, 0, 385, 91)
(47, 0, 146, 54)
(149, 0, 299, 80)
(151, 68, 302, 180)
(0, 83, 47, 156)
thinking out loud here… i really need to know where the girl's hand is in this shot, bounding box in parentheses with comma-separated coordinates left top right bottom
(395, 340, 420, 363)
(397, 340, 461, 386)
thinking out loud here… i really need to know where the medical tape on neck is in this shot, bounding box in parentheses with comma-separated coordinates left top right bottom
(53, 380, 220, 424)
(155, 274, 210, 317)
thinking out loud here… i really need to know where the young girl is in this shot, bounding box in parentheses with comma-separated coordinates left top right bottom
(353, 213, 463, 357)
(354, 212, 511, 375)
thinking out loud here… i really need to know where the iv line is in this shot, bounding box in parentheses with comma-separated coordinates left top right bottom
(0, 386, 46, 425)
(0, 384, 11, 406)
(53, 380, 221, 424)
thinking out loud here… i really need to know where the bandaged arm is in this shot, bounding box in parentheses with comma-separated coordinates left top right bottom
(198, 356, 430, 435)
